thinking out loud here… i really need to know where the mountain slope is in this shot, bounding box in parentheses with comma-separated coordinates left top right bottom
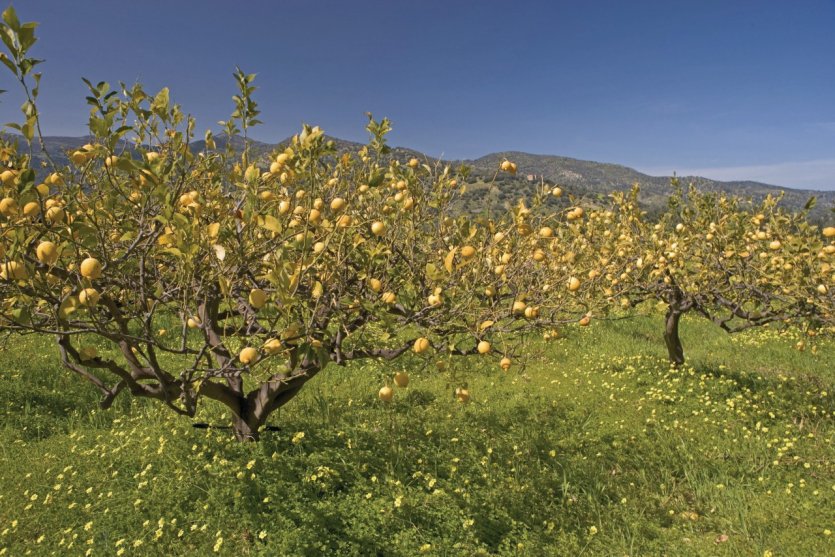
(6, 133, 834, 222)
(464, 151, 834, 221)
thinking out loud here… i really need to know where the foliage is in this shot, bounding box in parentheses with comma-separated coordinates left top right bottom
(621, 180, 834, 364)
(0, 7, 637, 440)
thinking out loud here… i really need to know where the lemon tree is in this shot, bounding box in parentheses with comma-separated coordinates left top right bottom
(626, 180, 831, 365)
(0, 8, 624, 440)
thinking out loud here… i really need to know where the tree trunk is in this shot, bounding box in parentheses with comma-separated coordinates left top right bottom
(664, 307, 685, 366)
(227, 370, 316, 442)
(231, 412, 262, 442)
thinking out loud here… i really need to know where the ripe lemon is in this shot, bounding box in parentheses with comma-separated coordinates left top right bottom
(239, 347, 259, 365)
(0, 261, 27, 280)
(371, 221, 386, 237)
(413, 337, 431, 354)
(0, 170, 15, 184)
(22, 201, 40, 218)
(79, 287, 100, 307)
(524, 306, 539, 319)
(80, 257, 102, 279)
(0, 197, 18, 216)
(249, 288, 268, 309)
(36, 241, 59, 265)
(263, 338, 283, 355)
(378, 385, 394, 402)
(45, 206, 65, 224)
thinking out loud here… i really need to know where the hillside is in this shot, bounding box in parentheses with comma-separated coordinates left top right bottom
(6, 133, 834, 222)
(465, 151, 835, 222)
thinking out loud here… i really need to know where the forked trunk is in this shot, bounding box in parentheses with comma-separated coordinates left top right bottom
(225, 368, 318, 442)
(664, 307, 685, 366)
(231, 412, 262, 442)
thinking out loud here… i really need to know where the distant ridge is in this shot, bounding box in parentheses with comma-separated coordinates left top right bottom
(7, 133, 834, 222)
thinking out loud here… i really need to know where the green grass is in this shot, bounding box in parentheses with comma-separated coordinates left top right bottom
(1, 314, 833, 556)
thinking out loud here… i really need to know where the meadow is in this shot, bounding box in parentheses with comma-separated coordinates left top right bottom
(1, 314, 833, 556)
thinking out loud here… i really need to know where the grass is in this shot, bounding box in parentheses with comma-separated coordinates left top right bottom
(0, 314, 833, 556)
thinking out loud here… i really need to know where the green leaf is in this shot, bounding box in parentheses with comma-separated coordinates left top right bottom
(70, 221, 98, 247)
(313, 345, 330, 369)
(20, 99, 35, 117)
(11, 306, 31, 326)
(260, 215, 282, 233)
(21, 118, 33, 141)
(425, 263, 444, 281)
(113, 125, 133, 139)
(2, 6, 20, 31)
(368, 169, 385, 188)
(0, 52, 17, 75)
(171, 212, 190, 229)
(17, 168, 35, 192)
(18, 22, 38, 53)
(19, 58, 43, 76)
(151, 87, 170, 116)
(0, 28, 17, 60)
(31, 72, 40, 98)
(88, 117, 109, 137)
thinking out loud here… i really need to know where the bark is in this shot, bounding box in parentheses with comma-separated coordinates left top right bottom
(228, 364, 322, 442)
(664, 307, 685, 366)
(231, 410, 263, 442)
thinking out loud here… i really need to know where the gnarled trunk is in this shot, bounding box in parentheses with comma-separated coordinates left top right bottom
(231, 411, 263, 442)
(664, 307, 685, 366)
(225, 365, 321, 442)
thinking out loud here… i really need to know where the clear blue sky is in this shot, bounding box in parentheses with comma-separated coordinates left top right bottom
(2, 0, 834, 189)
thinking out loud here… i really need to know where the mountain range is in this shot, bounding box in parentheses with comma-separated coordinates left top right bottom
(9, 133, 835, 223)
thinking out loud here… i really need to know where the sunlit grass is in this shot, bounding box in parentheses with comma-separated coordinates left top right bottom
(0, 315, 833, 556)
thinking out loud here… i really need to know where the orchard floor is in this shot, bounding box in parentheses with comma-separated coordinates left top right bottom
(1, 315, 833, 556)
